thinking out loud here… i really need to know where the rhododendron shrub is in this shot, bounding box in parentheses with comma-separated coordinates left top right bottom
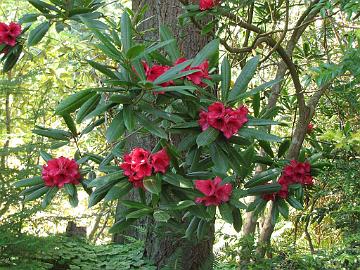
(13, 5, 326, 240)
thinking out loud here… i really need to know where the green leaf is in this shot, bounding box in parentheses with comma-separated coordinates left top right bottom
(191, 39, 219, 67)
(76, 94, 101, 123)
(123, 105, 136, 131)
(153, 210, 170, 222)
(69, 189, 79, 207)
(196, 127, 219, 147)
(278, 139, 291, 158)
(258, 140, 274, 158)
(160, 25, 180, 61)
(219, 203, 234, 224)
(104, 181, 132, 202)
(55, 90, 95, 115)
(234, 79, 282, 102)
(3, 45, 23, 72)
(33, 128, 71, 141)
(121, 12, 132, 52)
(228, 56, 259, 101)
(185, 216, 200, 239)
(286, 196, 303, 210)
(106, 112, 126, 143)
(153, 59, 192, 85)
(277, 199, 289, 218)
(126, 208, 153, 220)
(162, 173, 193, 189)
(28, 22, 50, 46)
(29, 0, 59, 12)
(238, 127, 282, 142)
(232, 208, 242, 232)
(87, 60, 118, 79)
(64, 184, 76, 197)
(245, 168, 281, 188)
(246, 118, 280, 126)
(15, 176, 43, 188)
(221, 57, 231, 100)
(196, 220, 207, 240)
(39, 150, 52, 162)
(109, 218, 135, 234)
(24, 186, 50, 202)
(121, 200, 151, 210)
(209, 143, 229, 175)
(137, 113, 168, 139)
(88, 171, 124, 187)
(143, 175, 162, 194)
(133, 40, 175, 61)
(126, 44, 145, 59)
(41, 187, 58, 208)
(247, 183, 281, 195)
(62, 114, 77, 135)
(160, 200, 196, 210)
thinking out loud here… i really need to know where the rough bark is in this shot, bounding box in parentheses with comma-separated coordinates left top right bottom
(114, 1, 215, 269)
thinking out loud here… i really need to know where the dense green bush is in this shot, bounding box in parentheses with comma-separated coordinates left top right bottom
(0, 232, 155, 270)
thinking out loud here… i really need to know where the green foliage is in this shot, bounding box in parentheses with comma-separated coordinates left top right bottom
(0, 232, 156, 270)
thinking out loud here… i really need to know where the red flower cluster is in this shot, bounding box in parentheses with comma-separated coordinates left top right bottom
(200, 0, 221, 10)
(141, 58, 210, 93)
(0, 22, 21, 47)
(195, 177, 233, 206)
(175, 58, 210, 87)
(120, 148, 170, 188)
(42, 157, 81, 188)
(262, 160, 314, 201)
(307, 123, 314, 134)
(199, 102, 249, 139)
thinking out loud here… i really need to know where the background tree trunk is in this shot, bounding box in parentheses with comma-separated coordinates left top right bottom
(114, 1, 216, 269)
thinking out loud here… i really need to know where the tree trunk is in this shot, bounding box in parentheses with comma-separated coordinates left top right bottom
(115, 1, 215, 269)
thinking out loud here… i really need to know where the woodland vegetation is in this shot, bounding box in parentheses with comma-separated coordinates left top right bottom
(0, 0, 359, 269)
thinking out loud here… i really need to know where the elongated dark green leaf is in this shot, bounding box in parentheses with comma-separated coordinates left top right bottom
(247, 183, 281, 195)
(278, 139, 291, 158)
(29, 0, 59, 12)
(286, 196, 303, 210)
(191, 39, 219, 67)
(196, 127, 219, 147)
(123, 105, 136, 131)
(133, 39, 175, 60)
(160, 200, 196, 210)
(104, 181, 132, 202)
(39, 150, 52, 162)
(246, 118, 280, 126)
(185, 216, 200, 239)
(3, 45, 23, 72)
(228, 56, 259, 101)
(219, 203, 233, 224)
(106, 112, 126, 143)
(160, 25, 180, 61)
(121, 200, 151, 209)
(126, 208, 153, 220)
(209, 143, 228, 175)
(81, 118, 105, 135)
(41, 187, 58, 208)
(64, 183, 76, 197)
(88, 171, 125, 188)
(121, 12, 132, 52)
(233, 78, 282, 102)
(162, 173, 193, 188)
(221, 57, 231, 100)
(154, 59, 192, 85)
(76, 94, 101, 123)
(153, 210, 171, 222)
(232, 208, 242, 232)
(87, 60, 118, 79)
(258, 140, 274, 158)
(15, 176, 43, 188)
(126, 44, 145, 59)
(245, 168, 281, 188)
(88, 179, 120, 207)
(137, 113, 168, 139)
(55, 90, 95, 115)
(62, 114, 77, 135)
(24, 186, 50, 202)
(278, 199, 289, 218)
(33, 128, 71, 141)
(238, 127, 282, 142)
(109, 218, 135, 234)
(28, 22, 50, 46)
(143, 176, 162, 194)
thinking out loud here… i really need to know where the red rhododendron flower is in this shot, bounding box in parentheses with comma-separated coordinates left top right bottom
(120, 148, 170, 188)
(199, 0, 221, 10)
(151, 149, 170, 174)
(198, 102, 249, 139)
(142, 62, 173, 94)
(262, 160, 313, 201)
(0, 22, 22, 47)
(307, 123, 314, 134)
(42, 157, 81, 188)
(195, 176, 232, 206)
(175, 57, 210, 86)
